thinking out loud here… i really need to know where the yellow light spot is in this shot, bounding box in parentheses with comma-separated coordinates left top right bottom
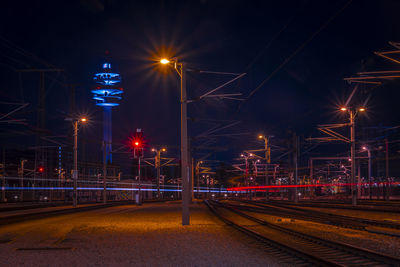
(160, 58, 170, 64)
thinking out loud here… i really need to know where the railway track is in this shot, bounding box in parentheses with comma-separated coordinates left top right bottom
(0, 199, 170, 226)
(266, 199, 400, 213)
(206, 200, 400, 266)
(235, 200, 400, 232)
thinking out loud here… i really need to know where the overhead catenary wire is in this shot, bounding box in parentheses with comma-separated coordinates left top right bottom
(239, 0, 353, 110)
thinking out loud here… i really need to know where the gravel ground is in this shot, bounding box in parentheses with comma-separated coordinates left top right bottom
(0, 202, 280, 267)
(244, 210, 400, 259)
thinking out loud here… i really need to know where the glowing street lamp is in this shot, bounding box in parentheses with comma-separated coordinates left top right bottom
(159, 57, 190, 225)
(160, 58, 170, 65)
(258, 134, 271, 200)
(339, 106, 366, 205)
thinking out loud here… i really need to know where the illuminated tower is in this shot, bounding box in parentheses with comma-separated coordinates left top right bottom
(91, 62, 123, 163)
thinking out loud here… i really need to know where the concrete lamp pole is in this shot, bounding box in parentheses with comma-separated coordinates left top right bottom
(160, 58, 190, 225)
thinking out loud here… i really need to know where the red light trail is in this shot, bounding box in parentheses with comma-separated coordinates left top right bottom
(227, 182, 400, 191)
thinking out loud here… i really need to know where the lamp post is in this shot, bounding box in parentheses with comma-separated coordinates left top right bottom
(341, 107, 365, 206)
(241, 153, 254, 199)
(152, 147, 166, 199)
(19, 159, 27, 202)
(196, 161, 202, 199)
(160, 58, 190, 225)
(72, 117, 87, 207)
(258, 135, 271, 200)
(362, 146, 372, 200)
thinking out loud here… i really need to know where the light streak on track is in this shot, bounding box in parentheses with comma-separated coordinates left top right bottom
(2, 186, 229, 193)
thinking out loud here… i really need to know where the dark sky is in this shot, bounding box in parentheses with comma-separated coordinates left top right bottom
(1, 0, 400, 168)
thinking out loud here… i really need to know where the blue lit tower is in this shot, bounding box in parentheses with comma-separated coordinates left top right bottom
(91, 62, 123, 163)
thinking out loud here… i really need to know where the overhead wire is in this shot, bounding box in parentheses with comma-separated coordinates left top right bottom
(238, 0, 353, 111)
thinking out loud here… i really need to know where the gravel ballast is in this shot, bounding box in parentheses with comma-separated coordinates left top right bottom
(0, 202, 280, 267)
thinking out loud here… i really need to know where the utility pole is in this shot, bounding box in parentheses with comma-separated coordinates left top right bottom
(69, 117, 87, 207)
(152, 147, 166, 199)
(385, 138, 390, 200)
(19, 160, 27, 202)
(103, 141, 107, 204)
(156, 151, 161, 199)
(191, 157, 194, 201)
(138, 156, 141, 204)
(293, 133, 299, 203)
(350, 110, 357, 206)
(180, 62, 190, 225)
(367, 148, 372, 200)
(196, 161, 202, 199)
(1, 148, 5, 202)
(258, 135, 271, 200)
(73, 120, 78, 207)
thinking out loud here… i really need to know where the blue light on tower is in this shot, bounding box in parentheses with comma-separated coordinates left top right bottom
(91, 62, 123, 163)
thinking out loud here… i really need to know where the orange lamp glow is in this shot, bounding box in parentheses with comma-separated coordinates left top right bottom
(160, 58, 170, 64)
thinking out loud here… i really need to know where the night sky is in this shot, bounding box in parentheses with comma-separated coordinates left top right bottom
(1, 0, 400, 170)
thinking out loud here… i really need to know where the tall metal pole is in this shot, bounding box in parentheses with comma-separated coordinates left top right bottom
(19, 160, 26, 202)
(264, 137, 269, 200)
(73, 120, 78, 207)
(294, 134, 298, 203)
(138, 156, 141, 204)
(196, 162, 200, 198)
(350, 110, 357, 206)
(103, 141, 107, 204)
(368, 149, 372, 200)
(245, 156, 249, 199)
(191, 157, 194, 201)
(156, 150, 161, 199)
(385, 138, 389, 200)
(1, 148, 5, 202)
(180, 62, 190, 225)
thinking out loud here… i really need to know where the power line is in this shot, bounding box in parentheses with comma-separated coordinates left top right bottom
(239, 0, 353, 110)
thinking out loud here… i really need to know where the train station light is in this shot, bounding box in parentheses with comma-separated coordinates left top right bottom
(160, 58, 170, 64)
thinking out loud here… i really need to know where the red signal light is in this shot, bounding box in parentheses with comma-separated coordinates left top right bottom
(38, 167, 44, 173)
(128, 129, 147, 158)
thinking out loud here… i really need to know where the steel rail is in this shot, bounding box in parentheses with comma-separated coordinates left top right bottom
(211, 200, 400, 266)
(238, 200, 400, 231)
(205, 200, 342, 267)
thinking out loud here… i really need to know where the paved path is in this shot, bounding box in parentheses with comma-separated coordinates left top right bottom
(0, 201, 279, 266)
